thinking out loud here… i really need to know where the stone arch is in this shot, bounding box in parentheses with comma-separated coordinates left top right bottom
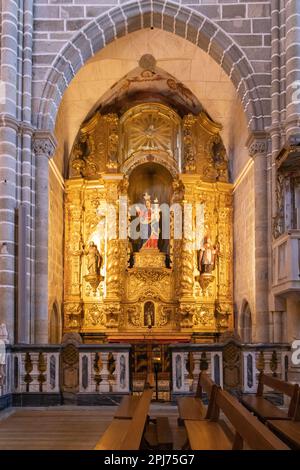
(49, 301, 62, 344)
(37, 0, 264, 133)
(240, 300, 252, 343)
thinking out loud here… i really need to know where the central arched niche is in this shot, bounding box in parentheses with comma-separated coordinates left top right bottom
(128, 162, 173, 256)
(128, 162, 173, 206)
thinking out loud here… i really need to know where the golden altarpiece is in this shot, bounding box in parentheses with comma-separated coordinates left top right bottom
(64, 100, 233, 351)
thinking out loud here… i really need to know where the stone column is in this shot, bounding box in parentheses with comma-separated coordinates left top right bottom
(33, 132, 56, 344)
(248, 135, 269, 343)
(0, 1, 19, 343)
(285, 0, 300, 142)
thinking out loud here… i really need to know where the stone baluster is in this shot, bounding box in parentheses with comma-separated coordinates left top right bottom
(192, 352, 201, 392)
(183, 352, 191, 391)
(100, 352, 110, 393)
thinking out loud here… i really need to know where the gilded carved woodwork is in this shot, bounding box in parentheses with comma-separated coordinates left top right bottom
(70, 113, 120, 177)
(119, 103, 181, 171)
(64, 102, 233, 339)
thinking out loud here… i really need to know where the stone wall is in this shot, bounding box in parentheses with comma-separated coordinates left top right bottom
(233, 164, 255, 335)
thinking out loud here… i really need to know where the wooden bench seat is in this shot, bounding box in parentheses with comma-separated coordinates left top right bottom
(267, 420, 300, 450)
(184, 388, 289, 450)
(241, 373, 299, 423)
(241, 395, 288, 421)
(177, 372, 218, 425)
(177, 397, 206, 421)
(185, 420, 232, 450)
(94, 388, 153, 450)
(94, 419, 131, 450)
(114, 395, 140, 419)
(144, 416, 173, 450)
(267, 390, 300, 450)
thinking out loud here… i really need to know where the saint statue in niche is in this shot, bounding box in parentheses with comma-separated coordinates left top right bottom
(135, 193, 160, 249)
(144, 301, 155, 328)
(85, 241, 102, 276)
(198, 236, 218, 274)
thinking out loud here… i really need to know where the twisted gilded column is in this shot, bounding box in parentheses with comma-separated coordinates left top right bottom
(103, 175, 122, 300)
(33, 132, 56, 343)
(248, 134, 269, 342)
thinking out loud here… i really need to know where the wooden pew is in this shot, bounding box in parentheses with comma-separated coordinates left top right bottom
(113, 395, 140, 419)
(114, 372, 152, 420)
(241, 372, 299, 423)
(184, 388, 289, 450)
(177, 371, 218, 425)
(144, 416, 173, 450)
(267, 389, 300, 450)
(94, 388, 153, 450)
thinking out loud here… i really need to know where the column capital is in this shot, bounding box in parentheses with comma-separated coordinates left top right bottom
(33, 131, 57, 159)
(247, 132, 268, 158)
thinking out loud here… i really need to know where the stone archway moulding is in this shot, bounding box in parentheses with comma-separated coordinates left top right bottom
(37, 0, 264, 133)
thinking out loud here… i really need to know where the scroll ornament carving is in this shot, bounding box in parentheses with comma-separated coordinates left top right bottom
(178, 305, 194, 328)
(132, 270, 169, 284)
(206, 135, 229, 182)
(157, 307, 172, 327)
(64, 303, 83, 329)
(183, 114, 197, 173)
(71, 133, 98, 176)
(214, 301, 230, 330)
(128, 307, 142, 327)
(85, 304, 105, 327)
(104, 303, 120, 328)
(180, 247, 194, 296)
(118, 176, 129, 195)
(105, 114, 119, 171)
(192, 306, 214, 327)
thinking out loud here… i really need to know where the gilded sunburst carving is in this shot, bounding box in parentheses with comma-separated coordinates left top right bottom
(128, 112, 173, 154)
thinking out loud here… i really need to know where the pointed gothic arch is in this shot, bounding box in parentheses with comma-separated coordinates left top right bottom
(36, 0, 264, 133)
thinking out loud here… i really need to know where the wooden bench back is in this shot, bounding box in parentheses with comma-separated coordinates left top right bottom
(293, 390, 300, 422)
(214, 389, 289, 450)
(196, 371, 216, 398)
(257, 372, 299, 417)
(196, 372, 219, 419)
(120, 388, 153, 450)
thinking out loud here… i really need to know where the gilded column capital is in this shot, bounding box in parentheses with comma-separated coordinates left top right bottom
(33, 131, 57, 159)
